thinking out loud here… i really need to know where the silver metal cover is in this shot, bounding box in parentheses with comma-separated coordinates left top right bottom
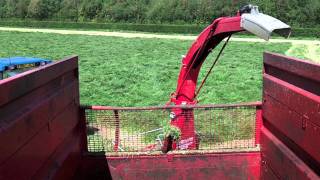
(241, 6, 291, 41)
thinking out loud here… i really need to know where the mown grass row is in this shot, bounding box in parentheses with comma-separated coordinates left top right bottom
(0, 20, 319, 38)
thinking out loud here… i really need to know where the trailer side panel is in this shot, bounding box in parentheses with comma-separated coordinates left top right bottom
(78, 152, 261, 180)
(0, 57, 82, 180)
(262, 52, 320, 178)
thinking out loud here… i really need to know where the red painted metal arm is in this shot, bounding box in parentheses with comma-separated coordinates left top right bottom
(171, 15, 244, 105)
(166, 5, 291, 151)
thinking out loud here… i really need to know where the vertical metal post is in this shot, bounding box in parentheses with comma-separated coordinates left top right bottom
(79, 106, 88, 152)
(255, 105, 262, 146)
(114, 110, 120, 152)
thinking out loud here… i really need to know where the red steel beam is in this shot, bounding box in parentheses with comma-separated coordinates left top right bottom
(264, 52, 320, 96)
(264, 52, 320, 83)
(84, 101, 262, 111)
(113, 110, 120, 152)
(254, 107, 262, 146)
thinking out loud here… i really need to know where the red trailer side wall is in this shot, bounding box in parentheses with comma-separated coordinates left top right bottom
(0, 57, 82, 180)
(261, 52, 320, 179)
(78, 152, 261, 180)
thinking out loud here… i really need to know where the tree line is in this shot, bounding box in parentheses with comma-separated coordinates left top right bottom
(0, 0, 319, 27)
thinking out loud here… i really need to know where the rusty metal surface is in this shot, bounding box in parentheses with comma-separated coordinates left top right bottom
(0, 56, 81, 180)
(78, 152, 261, 180)
(262, 52, 320, 178)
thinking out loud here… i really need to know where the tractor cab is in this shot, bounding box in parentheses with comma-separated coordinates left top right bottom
(0, 57, 51, 80)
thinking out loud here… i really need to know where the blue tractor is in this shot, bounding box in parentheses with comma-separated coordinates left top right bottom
(0, 57, 52, 80)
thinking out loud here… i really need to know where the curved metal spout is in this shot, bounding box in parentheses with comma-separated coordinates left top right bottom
(241, 6, 291, 41)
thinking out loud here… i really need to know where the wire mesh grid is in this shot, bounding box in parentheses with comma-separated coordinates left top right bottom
(85, 105, 258, 154)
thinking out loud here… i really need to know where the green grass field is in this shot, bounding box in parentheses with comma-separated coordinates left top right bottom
(0, 31, 315, 106)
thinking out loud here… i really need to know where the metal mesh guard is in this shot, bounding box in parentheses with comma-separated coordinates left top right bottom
(84, 104, 259, 154)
